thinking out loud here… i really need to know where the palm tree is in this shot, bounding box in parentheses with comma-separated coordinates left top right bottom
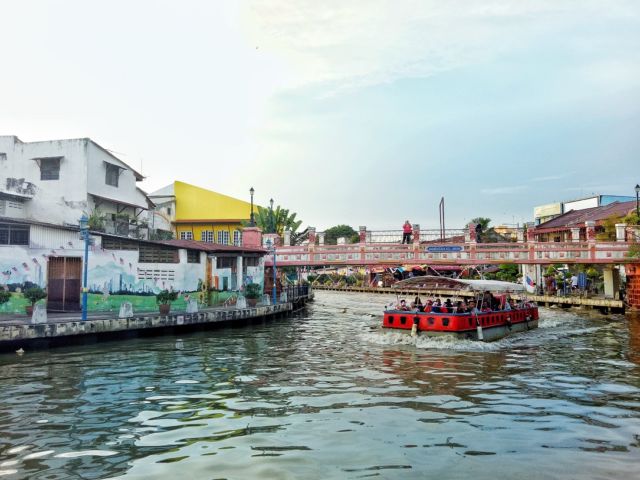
(243, 205, 303, 238)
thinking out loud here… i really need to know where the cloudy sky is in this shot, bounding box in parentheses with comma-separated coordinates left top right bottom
(1, 0, 639, 230)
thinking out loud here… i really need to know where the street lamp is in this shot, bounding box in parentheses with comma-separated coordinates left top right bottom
(635, 184, 640, 218)
(269, 198, 274, 233)
(249, 187, 255, 226)
(79, 214, 90, 321)
(266, 238, 277, 305)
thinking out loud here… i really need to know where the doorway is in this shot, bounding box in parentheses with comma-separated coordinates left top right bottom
(47, 257, 82, 312)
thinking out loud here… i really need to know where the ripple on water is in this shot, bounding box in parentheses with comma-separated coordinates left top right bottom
(1, 291, 639, 480)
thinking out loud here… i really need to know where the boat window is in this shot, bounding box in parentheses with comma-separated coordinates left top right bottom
(442, 318, 449, 327)
(400, 316, 407, 325)
(469, 318, 473, 327)
(428, 317, 435, 325)
(387, 315, 394, 324)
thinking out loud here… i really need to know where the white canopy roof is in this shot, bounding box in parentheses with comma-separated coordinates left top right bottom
(393, 276, 524, 292)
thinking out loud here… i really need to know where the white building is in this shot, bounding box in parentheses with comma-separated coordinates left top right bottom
(0, 136, 152, 235)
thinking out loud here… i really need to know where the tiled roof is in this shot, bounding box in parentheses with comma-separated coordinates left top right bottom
(536, 201, 636, 229)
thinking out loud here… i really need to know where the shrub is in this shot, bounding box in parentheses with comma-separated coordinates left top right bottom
(244, 283, 262, 299)
(24, 287, 47, 306)
(156, 289, 178, 305)
(0, 289, 11, 305)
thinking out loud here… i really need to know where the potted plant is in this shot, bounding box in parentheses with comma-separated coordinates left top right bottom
(156, 289, 178, 315)
(24, 287, 47, 315)
(244, 283, 261, 307)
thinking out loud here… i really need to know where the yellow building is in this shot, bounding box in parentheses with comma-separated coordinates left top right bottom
(148, 181, 252, 244)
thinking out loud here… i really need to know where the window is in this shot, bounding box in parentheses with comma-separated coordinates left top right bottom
(102, 237, 139, 250)
(233, 230, 242, 246)
(0, 223, 29, 245)
(105, 163, 120, 187)
(139, 244, 179, 263)
(167, 207, 172, 215)
(39, 157, 61, 180)
(180, 231, 193, 240)
(187, 250, 201, 263)
(216, 257, 235, 269)
(201, 231, 213, 243)
(217, 231, 230, 245)
(244, 256, 260, 267)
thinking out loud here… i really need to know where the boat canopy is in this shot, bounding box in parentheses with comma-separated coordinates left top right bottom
(392, 276, 524, 292)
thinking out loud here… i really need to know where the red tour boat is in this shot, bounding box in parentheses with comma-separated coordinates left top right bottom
(382, 276, 539, 341)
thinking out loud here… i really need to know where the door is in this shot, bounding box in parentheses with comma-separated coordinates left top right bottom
(47, 257, 82, 312)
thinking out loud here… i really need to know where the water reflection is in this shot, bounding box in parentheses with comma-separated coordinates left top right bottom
(0, 291, 639, 479)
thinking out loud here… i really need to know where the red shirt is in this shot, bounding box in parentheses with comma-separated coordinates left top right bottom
(403, 223, 412, 233)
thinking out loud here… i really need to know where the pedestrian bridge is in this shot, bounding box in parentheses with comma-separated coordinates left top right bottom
(263, 226, 639, 267)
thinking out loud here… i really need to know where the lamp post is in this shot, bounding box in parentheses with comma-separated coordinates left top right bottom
(269, 198, 274, 233)
(249, 187, 255, 227)
(266, 238, 277, 305)
(635, 184, 640, 218)
(79, 214, 90, 321)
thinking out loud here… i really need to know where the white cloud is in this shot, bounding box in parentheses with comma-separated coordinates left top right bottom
(481, 185, 528, 194)
(243, 0, 637, 94)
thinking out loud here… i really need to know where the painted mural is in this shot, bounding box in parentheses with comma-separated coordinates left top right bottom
(0, 236, 265, 314)
(0, 240, 205, 314)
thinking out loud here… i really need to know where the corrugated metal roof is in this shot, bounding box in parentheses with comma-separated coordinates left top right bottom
(536, 201, 636, 229)
(158, 239, 265, 254)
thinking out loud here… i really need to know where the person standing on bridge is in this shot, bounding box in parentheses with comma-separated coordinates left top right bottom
(402, 220, 412, 244)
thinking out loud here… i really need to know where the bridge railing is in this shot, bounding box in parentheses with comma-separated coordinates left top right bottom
(366, 229, 466, 243)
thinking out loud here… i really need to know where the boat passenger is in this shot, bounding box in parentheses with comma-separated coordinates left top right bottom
(468, 300, 480, 314)
(444, 298, 453, 309)
(455, 301, 466, 313)
(397, 299, 410, 311)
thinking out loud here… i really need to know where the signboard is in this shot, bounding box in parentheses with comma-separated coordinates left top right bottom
(426, 246, 462, 253)
(533, 202, 561, 219)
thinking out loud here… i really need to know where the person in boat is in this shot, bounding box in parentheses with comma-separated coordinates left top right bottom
(397, 299, 410, 311)
(413, 296, 423, 311)
(468, 299, 480, 314)
(455, 300, 466, 313)
(444, 298, 453, 310)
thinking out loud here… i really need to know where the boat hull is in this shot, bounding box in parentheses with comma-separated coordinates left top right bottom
(382, 307, 539, 342)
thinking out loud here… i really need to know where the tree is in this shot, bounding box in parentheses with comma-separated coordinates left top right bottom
(243, 205, 303, 237)
(467, 217, 491, 230)
(323, 225, 359, 245)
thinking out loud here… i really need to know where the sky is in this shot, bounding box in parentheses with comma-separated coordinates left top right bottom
(1, 0, 639, 230)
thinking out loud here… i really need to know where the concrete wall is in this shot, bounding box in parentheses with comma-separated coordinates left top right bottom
(0, 224, 208, 313)
(0, 136, 149, 228)
(0, 136, 89, 226)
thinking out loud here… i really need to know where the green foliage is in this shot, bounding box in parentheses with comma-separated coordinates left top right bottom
(585, 267, 600, 279)
(244, 283, 262, 299)
(244, 205, 303, 237)
(323, 225, 359, 245)
(24, 287, 47, 306)
(156, 289, 178, 305)
(623, 211, 640, 225)
(596, 214, 622, 241)
(494, 264, 519, 282)
(628, 243, 640, 259)
(0, 290, 11, 305)
(150, 229, 174, 240)
(468, 217, 491, 230)
(87, 209, 105, 231)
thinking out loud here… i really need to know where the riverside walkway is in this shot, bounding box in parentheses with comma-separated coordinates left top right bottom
(0, 293, 313, 353)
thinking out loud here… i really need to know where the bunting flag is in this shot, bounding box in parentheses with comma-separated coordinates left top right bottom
(22, 262, 30, 271)
(50, 250, 57, 257)
(112, 253, 117, 260)
(119, 258, 124, 265)
(59, 245, 65, 249)
(67, 241, 73, 247)
(2, 270, 11, 278)
(32, 257, 39, 265)
(128, 262, 132, 270)
(12, 267, 18, 272)
(42, 254, 49, 260)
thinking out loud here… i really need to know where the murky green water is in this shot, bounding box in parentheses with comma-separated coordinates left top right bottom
(1, 291, 640, 479)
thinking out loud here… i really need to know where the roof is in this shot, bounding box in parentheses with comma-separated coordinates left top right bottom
(159, 239, 265, 254)
(393, 276, 524, 292)
(536, 201, 636, 230)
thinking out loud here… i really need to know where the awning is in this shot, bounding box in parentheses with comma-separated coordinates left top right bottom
(393, 275, 524, 292)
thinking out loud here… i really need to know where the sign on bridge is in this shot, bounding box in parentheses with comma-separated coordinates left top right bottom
(426, 246, 463, 253)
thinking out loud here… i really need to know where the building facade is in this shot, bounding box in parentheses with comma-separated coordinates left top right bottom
(533, 194, 636, 225)
(0, 136, 152, 235)
(148, 181, 252, 245)
(0, 218, 265, 314)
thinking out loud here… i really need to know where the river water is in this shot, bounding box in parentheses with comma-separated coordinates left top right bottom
(1, 291, 640, 480)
